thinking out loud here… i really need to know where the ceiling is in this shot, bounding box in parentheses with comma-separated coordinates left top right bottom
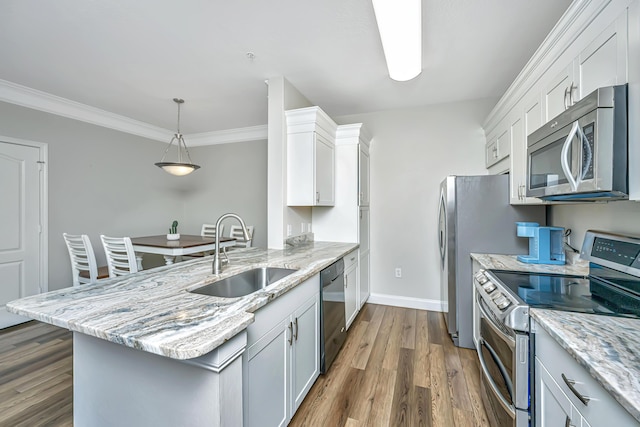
(0, 0, 573, 135)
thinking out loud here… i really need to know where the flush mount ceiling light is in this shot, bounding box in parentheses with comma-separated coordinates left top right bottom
(372, 0, 422, 81)
(155, 98, 200, 176)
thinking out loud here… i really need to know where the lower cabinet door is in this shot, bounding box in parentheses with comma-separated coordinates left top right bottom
(536, 358, 579, 427)
(246, 318, 290, 427)
(291, 294, 320, 412)
(345, 266, 358, 329)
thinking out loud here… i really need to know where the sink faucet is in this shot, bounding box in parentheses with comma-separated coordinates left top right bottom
(212, 213, 251, 274)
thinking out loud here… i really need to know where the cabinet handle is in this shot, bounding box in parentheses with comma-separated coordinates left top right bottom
(316, 192, 320, 203)
(288, 321, 293, 346)
(569, 82, 578, 106)
(550, 121, 559, 129)
(350, 256, 356, 262)
(345, 276, 348, 288)
(294, 317, 299, 341)
(517, 184, 522, 199)
(561, 373, 590, 405)
(565, 415, 574, 427)
(564, 86, 570, 110)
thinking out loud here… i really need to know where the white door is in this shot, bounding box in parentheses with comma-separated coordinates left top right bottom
(0, 142, 42, 329)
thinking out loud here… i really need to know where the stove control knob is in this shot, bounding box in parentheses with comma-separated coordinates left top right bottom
(492, 293, 505, 303)
(474, 271, 488, 285)
(482, 281, 497, 293)
(497, 298, 512, 310)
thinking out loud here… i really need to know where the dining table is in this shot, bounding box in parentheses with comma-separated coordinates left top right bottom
(130, 234, 236, 270)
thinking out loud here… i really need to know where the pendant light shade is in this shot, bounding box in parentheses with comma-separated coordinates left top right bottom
(155, 98, 200, 176)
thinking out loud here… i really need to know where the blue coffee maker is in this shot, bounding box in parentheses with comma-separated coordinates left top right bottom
(516, 222, 566, 265)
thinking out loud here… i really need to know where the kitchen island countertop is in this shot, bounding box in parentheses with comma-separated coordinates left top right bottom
(472, 252, 640, 423)
(7, 242, 358, 360)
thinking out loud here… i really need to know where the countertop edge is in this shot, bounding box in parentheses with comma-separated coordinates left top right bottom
(531, 309, 640, 423)
(7, 242, 359, 360)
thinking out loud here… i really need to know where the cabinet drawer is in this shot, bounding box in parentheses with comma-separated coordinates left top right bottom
(535, 323, 638, 426)
(344, 250, 358, 272)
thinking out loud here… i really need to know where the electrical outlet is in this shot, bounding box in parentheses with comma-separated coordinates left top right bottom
(287, 224, 292, 236)
(395, 268, 402, 278)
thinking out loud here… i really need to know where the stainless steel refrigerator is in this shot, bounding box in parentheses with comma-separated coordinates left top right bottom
(438, 175, 545, 349)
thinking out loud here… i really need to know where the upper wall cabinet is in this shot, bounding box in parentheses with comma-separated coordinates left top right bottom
(544, 9, 628, 123)
(484, 0, 638, 202)
(286, 107, 337, 206)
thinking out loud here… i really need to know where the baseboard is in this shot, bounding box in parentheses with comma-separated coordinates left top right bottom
(367, 293, 447, 312)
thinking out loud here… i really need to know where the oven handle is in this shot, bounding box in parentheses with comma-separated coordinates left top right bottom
(477, 337, 516, 418)
(477, 294, 515, 348)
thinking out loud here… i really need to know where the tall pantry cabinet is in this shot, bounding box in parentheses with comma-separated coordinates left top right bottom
(313, 123, 371, 329)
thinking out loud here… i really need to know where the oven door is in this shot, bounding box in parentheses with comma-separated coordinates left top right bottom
(476, 295, 529, 427)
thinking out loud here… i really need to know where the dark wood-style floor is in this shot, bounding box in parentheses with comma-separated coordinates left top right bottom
(0, 305, 488, 426)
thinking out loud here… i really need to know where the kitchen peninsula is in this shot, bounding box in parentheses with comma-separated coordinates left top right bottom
(7, 242, 357, 427)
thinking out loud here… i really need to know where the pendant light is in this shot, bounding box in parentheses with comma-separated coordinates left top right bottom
(155, 98, 200, 176)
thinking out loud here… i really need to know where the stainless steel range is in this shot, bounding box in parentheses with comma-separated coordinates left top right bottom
(473, 230, 640, 426)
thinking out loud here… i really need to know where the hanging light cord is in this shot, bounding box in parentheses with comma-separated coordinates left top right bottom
(157, 99, 196, 165)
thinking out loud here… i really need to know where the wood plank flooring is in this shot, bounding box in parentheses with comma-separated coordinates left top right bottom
(0, 305, 488, 427)
(0, 321, 73, 427)
(290, 305, 490, 427)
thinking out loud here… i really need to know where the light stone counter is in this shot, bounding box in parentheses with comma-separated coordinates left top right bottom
(7, 242, 358, 360)
(531, 309, 640, 423)
(471, 253, 589, 276)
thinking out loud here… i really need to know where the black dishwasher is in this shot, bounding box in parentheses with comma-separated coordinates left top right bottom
(319, 258, 346, 374)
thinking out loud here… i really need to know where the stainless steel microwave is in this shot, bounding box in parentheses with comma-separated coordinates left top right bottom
(526, 84, 628, 201)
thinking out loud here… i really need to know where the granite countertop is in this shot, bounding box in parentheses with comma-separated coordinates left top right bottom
(7, 242, 358, 360)
(471, 253, 640, 422)
(471, 253, 589, 276)
(531, 309, 640, 423)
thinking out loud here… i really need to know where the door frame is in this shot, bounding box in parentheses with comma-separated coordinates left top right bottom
(1, 135, 48, 294)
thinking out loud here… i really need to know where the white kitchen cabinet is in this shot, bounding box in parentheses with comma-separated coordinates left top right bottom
(291, 294, 320, 411)
(244, 275, 320, 426)
(533, 320, 638, 427)
(359, 142, 370, 206)
(483, 0, 640, 200)
(313, 123, 371, 312)
(358, 207, 370, 308)
(536, 358, 584, 427)
(544, 9, 628, 123)
(344, 250, 359, 329)
(286, 107, 337, 206)
(486, 117, 510, 174)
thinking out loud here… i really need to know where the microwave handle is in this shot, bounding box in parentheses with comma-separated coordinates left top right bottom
(561, 121, 580, 191)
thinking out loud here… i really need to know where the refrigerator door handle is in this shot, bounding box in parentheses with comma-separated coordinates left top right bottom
(438, 190, 447, 266)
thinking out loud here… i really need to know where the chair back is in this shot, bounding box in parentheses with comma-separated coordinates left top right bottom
(100, 235, 139, 278)
(201, 224, 224, 239)
(229, 225, 254, 248)
(63, 233, 99, 285)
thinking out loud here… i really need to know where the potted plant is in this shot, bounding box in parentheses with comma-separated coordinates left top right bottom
(167, 220, 180, 240)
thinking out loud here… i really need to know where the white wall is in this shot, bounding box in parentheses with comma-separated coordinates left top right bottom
(0, 101, 268, 290)
(266, 77, 313, 248)
(181, 140, 268, 248)
(337, 98, 496, 306)
(549, 201, 640, 250)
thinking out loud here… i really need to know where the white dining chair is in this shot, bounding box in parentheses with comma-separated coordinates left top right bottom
(228, 225, 254, 249)
(63, 233, 110, 286)
(100, 235, 139, 278)
(183, 224, 225, 259)
(201, 223, 224, 239)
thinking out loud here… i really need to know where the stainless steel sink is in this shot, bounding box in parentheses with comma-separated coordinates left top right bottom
(190, 267, 298, 298)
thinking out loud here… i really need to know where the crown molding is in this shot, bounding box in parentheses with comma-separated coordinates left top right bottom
(483, 0, 610, 131)
(0, 78, 268, 146)
(0, 78, 171, 141)
(186, 125, 268, 146)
